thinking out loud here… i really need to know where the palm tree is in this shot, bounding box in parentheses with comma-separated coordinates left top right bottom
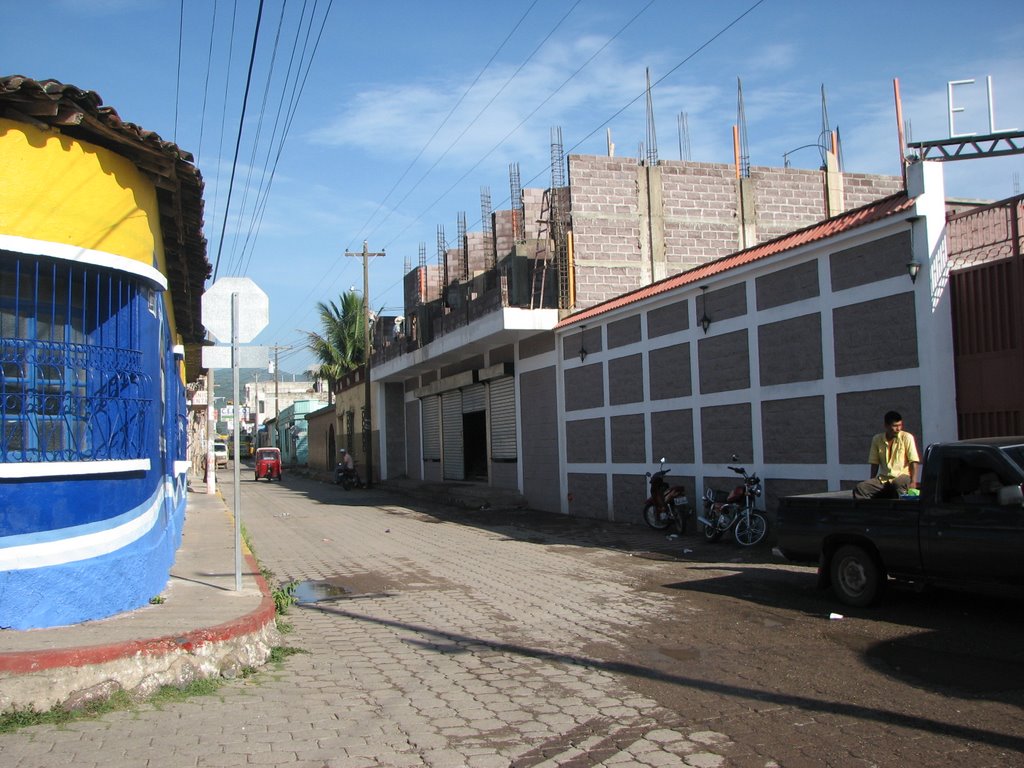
(305, 291, 366, 404)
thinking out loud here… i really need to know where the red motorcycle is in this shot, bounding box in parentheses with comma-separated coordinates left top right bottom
(643, 458, 691, 534)
(697, 458, 768, 546)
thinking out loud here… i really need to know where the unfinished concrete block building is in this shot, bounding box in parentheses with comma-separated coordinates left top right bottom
(368, 129, 905, 515)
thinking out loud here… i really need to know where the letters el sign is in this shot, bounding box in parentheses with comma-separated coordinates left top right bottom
(947, 75, 1018, 138)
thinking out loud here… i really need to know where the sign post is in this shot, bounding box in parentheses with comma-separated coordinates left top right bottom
(202, 277, 269, 591)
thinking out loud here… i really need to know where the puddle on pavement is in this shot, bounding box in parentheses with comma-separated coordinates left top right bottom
(659, 646, 701, 662)
(292, 579, 353, 603)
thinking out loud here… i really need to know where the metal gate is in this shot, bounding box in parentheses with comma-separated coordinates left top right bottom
(948, 194, 1024, 438)
(441, 390, 464, 480)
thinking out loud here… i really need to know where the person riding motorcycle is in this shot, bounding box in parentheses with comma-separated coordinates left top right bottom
(334, 449, 359, 488)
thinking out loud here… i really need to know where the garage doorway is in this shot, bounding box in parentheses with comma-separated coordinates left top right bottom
(463, 410, 487, 481)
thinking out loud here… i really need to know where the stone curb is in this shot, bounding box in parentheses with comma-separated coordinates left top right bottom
(0, 548, 280, 713)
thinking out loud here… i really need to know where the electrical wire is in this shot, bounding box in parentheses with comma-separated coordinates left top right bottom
(380, 0, 655, 252)
(220, 0, 290, 278)
(370, 0, 766, 305)
(281, 0, 588, 350)
(174, 0, 184, 143)
(239, 0, 335, 277)
(195, 0, 220, 166)
(211, 0, 266, 281)
(347, 0, 543, 252)
(363, 0, 584, 251)
(204, 0, 241, 267)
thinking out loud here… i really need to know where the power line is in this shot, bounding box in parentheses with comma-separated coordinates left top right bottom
(212, 0, 266, 281)
(239, 0, 335, 277)
(381, 0, 655, 252)
(195, 0, 220, 166)
(221, 0, 290, 278)
(369, 0, 766, 304)
(348, 0, 544, 252)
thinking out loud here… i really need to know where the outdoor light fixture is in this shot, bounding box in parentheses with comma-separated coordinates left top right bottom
(699, 286, 712, 334)
(578, 325, 588, 362)
(907, 261, 921, 284)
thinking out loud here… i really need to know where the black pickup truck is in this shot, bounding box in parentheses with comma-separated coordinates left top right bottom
(776, 437, 1024, 606)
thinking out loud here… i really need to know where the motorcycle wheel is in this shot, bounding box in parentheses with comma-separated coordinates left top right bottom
(643, 503, 672, 530)
(341, 475, 355, 491)
(734, 512, 768, 546)
(702, 521, 724, 542)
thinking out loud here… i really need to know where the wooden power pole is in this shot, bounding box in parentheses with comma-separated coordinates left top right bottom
(345, 241, 384, 487)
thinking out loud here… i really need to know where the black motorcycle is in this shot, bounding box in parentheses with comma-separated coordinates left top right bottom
(334, 461, 362, 490)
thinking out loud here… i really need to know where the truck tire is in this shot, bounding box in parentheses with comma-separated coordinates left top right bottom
(830, 545, 883, 607)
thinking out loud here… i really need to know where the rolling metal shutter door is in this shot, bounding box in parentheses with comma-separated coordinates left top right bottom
(421, 395, 440, 461)
(489, 377, 517, 460)
(441, 390, 464, 480)
(462, 383, 486, 413)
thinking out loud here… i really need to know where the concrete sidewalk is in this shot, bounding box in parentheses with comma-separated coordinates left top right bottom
(0, 487, 279, 713)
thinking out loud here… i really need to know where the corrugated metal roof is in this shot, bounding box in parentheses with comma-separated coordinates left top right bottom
(557, 190, 914, 329)
(0, 75, 211, 375)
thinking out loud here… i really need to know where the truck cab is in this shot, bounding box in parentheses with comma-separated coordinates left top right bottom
(920, 441, 1024, 584)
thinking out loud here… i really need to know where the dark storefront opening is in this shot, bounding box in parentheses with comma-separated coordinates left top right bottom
(463, 410, 487, 481)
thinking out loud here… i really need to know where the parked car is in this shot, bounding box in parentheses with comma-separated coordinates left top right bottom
(254, 447, 282, 482)
(213, 441, 229, 468)
(776, 437, 1024, 606)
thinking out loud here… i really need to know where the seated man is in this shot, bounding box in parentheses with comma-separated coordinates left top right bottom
(853, 410, 920, 499)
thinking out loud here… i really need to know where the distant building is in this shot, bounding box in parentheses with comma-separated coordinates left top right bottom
(275, 400, 324, 466)
(244, 378, 325, 429)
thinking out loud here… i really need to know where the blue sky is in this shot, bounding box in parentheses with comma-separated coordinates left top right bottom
(4, 0, 1023, 374)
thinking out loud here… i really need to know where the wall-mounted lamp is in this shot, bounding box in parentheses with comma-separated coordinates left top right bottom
(578, 325, 588, 362)
(698, 286, 712, 334)
(906, 261, 921, 284)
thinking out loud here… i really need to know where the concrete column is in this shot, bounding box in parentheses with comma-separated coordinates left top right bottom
(824, 152, 845, 217)
(907, 160, 958, 443)
(737, 177, 757, 250)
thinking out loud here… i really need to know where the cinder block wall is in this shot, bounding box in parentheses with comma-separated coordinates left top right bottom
(568, 155, 904, 310)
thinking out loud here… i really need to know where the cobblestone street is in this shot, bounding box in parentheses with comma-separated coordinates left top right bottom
(2, 471, 1022, 767)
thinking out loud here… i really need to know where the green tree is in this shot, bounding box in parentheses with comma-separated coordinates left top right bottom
(305, 292, 366, 403)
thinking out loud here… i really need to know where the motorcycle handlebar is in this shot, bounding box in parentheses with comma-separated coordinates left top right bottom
(727, 465, 761, 483)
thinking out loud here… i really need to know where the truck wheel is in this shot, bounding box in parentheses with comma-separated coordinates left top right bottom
(734, 512, 767, 546)
(643, 503, 672, 530)
(830, 545, 883, 607)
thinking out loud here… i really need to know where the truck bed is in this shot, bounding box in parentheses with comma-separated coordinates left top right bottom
(776, 491, 921, 565)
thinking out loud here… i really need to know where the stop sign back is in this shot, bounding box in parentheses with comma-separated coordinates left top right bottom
(201, 277, 269, 343)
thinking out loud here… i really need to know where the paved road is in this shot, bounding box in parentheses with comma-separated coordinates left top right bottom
(2, 469, 1022, 767)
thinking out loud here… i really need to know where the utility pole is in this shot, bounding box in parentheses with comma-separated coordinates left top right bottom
(345, 240, 384, 488)
(267, 344, 291, 454)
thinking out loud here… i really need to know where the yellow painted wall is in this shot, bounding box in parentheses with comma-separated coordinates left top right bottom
(0, 117, 164, 272)
(1, 116, 183, 356)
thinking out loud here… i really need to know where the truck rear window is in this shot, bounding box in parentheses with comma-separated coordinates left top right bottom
(1003, 445, 1024, 472)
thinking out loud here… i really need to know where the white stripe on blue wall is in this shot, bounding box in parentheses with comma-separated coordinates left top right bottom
(0, 484, 163, 570)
